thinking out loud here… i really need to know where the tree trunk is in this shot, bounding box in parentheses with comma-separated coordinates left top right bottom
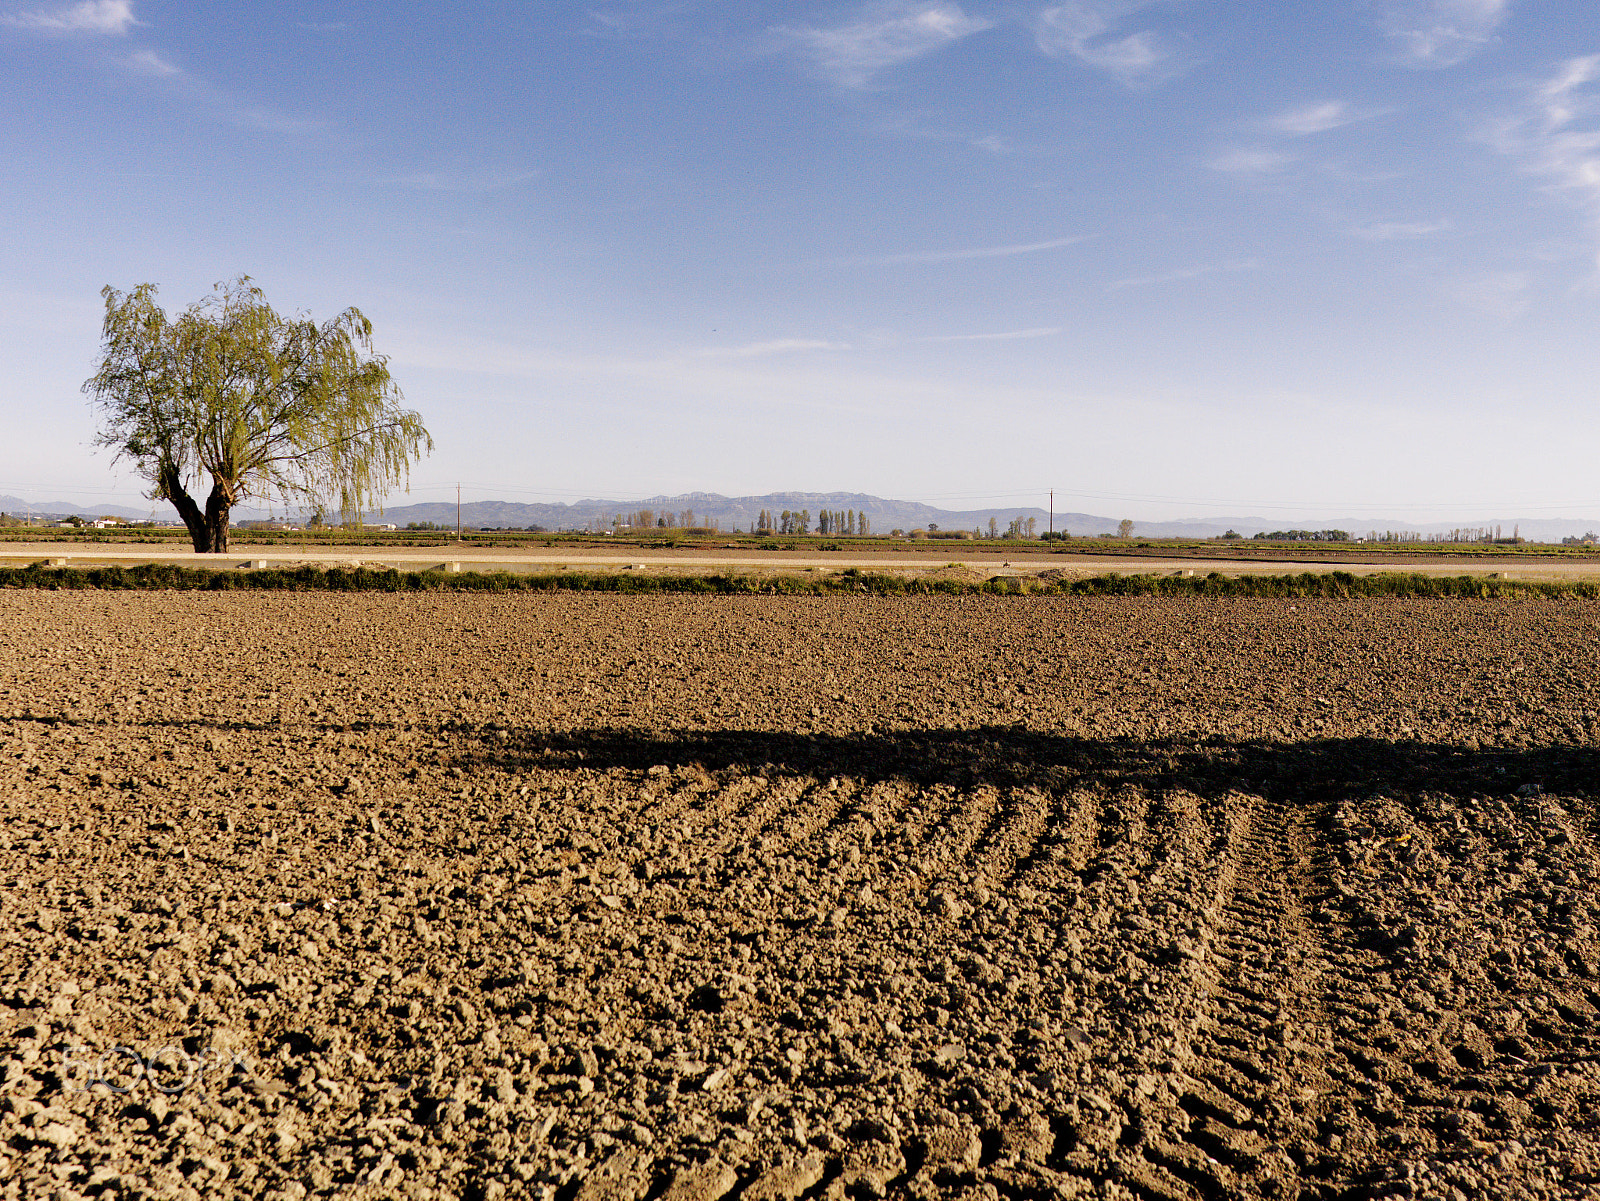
(202, 484, 231, 553)
(160, 465, 231, 553)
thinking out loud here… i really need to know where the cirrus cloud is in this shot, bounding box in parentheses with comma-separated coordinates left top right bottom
(126, 47, 177, 76)
(1448, 270, 1529, 318)
(3, 0, 136, 34)
(1482, 56, 1600, 274)
(823, 235, 1088, 267)
(1373, 0, 1509, 69)
(1207, 147, 1295, 176)
(921, 326, 1061, 341)
(1270, 100, 1360, 136)
(1035, 1, 1183, 88)
(695, 339, 852, 359)
(775, 1, 992, 89)
(1346, 219, 1451, 240)
(1108, 259, 1258, 290)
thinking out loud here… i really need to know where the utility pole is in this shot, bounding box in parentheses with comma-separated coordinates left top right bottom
(1049, 490, 1053, 538)
(456, 483, 462, 542)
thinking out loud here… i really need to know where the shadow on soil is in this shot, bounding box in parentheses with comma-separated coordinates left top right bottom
(468, 726, 1593, 807)
(4, 709, 1586, 809)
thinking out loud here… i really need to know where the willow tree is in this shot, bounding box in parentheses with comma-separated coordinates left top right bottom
(85, 277, 432, 553)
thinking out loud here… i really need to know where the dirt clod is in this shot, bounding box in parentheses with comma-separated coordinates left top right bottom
(3, 592, 1600, 1198)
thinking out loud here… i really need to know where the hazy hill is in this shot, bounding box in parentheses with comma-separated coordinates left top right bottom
(8, 489, 1599, 543)
(0, 495, 153, 521)
(364, 492, 1600, 542)
(365, 491, 1107, 535)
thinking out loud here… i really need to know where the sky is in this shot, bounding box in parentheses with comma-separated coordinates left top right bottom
(3, 0, 1600, 524)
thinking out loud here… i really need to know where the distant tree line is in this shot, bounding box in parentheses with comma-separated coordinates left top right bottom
(756, 509, 816, 535)
(814, 509, 869, 535)
(1366, 526, 1523, 545)
(609, 508, 723, 532)
(1412, 526, 1520, 544)
(1253, 529, 1350, 542)
(977, 516, 1040, 538)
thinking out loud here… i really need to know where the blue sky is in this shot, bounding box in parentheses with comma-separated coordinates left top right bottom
(3, 0, 1599, 523)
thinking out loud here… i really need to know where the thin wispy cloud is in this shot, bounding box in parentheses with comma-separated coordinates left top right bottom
(8, 0, 318, 135)
(695, 339, 852, 358)
(1374, 0, 1509, 69)
(1208, 148, 1294, 175)
(3, 0, 136, 34)
(825, 235, 1088, 267)
(862, 110, 1044, 158)
(1347, 219, 1451, 240)
(381, 169, 540, 193)
(1449, 270, 1530, 318)
(126, 47, 177, 76)
(1484, 56, 1600, 272)
(1035, 2, 1181, 88)
(1108, 260, 1257, 289)
(133, 60, 320, 135)
(922, 326, 1061, 341)
(775, 2, 992, 89)
(970, 134, 1012, 155)
(1271, 100, 1359, 136)
(128, 60, 319, 134)
(582, 3, 698, 40)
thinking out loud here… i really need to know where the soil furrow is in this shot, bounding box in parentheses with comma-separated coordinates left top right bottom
(1156, 795, 1333, 1200)
(5, 593, 1600, 1199)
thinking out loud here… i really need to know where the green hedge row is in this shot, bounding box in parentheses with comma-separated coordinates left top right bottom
(1059, 570, 1599, 599)
(0, 561, 1595, 599)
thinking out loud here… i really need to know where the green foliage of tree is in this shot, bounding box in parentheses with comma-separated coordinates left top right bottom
(774, 508, 814, 535)
(1252, 529, 1349, 542)
(85, 277, 432, 553)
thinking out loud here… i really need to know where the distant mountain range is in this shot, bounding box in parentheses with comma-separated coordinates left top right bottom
(363, 489, 1600, 543)
(6, 490, 1598, 543)
(358, 492, 1600, 544)
(365, 491, 1094, 535)
(0, 495, 156, 521)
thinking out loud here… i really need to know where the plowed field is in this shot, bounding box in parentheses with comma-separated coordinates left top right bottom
(3, 593, 1600, 1201)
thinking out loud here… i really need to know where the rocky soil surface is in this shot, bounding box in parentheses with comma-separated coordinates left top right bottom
(3, 592, 1600, 1200)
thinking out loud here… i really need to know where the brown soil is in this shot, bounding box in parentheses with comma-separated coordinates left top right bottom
(4, 593, 1600, 1200)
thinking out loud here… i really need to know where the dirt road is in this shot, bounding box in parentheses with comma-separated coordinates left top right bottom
(3, 593, 1598, 1199)
(5, 539, 1600, 580)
